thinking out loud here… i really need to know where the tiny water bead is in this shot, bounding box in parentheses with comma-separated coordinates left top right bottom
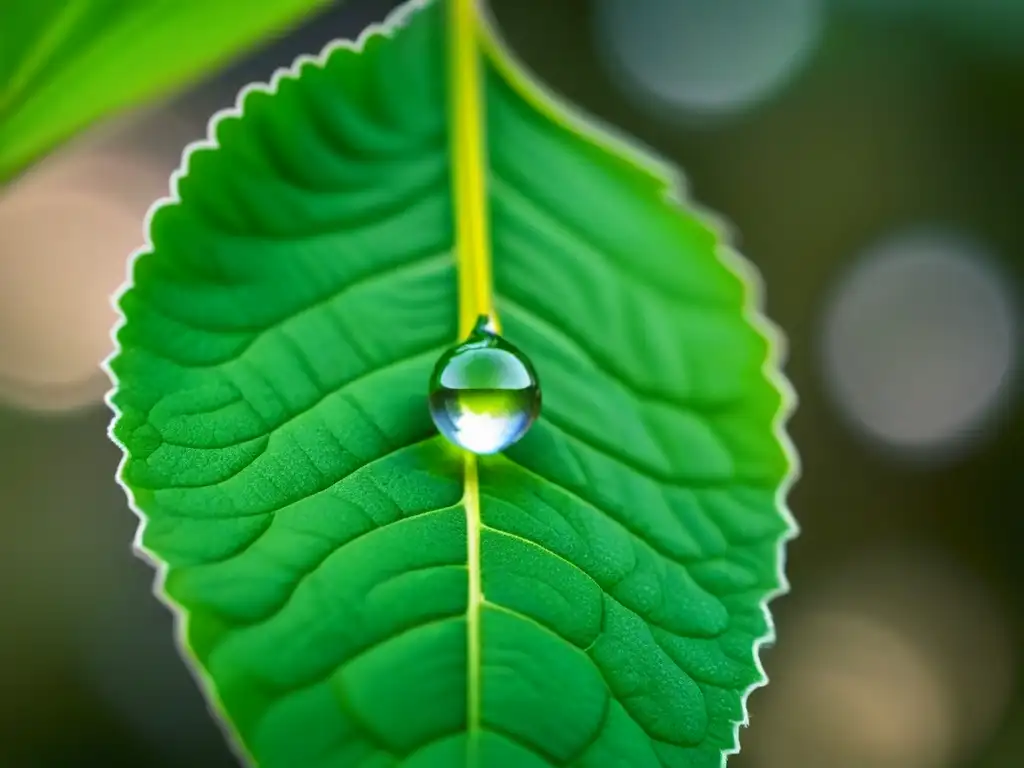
(428, 316, 541, 455)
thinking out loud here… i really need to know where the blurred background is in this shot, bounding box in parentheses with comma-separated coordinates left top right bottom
(1, 0, 1022, 765)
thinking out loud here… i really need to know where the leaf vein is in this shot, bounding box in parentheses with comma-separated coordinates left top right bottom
(491, 171, 733, 312)
(150, 344, 443, 453)
(499, 295, 743, 415)
(539, 412, 772, 489)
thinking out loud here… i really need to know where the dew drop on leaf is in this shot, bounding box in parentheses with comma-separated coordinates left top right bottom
(428, 315, 541, 455)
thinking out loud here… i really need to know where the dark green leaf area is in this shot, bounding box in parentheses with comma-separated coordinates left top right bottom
(110, 2, 792, 766)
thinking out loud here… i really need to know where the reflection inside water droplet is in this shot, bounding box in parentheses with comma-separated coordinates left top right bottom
(428, 316, 541, 455)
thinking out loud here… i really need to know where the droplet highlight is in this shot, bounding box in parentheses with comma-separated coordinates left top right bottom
(428, 316, 541, 455)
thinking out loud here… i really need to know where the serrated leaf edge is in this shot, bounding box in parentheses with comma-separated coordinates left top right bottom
(478, 7, 801, 761)
(103, 2, 437, 764)
(101, 0, 802, 765)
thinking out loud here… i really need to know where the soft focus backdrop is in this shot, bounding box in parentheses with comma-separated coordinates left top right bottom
(1, 0, 1022, 765)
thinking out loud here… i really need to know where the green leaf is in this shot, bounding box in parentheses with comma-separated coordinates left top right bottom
(108, 1, 797, 765)
(0, 0, 335, 182)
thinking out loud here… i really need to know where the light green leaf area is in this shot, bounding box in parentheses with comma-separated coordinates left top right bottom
(0, 0, 334, 181)
(109, 1, 796, 766)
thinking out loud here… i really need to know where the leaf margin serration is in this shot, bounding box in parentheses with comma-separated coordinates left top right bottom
(102, 2, 438, 764)
(101, 0, 801, 764)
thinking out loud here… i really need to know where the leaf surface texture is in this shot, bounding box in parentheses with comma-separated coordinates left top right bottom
(110, 2, 795, 765)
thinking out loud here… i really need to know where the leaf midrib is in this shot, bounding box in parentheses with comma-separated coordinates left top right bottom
(447, 0, 495, 757)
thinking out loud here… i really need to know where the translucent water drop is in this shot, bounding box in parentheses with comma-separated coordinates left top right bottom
(428, 316, 541, 455)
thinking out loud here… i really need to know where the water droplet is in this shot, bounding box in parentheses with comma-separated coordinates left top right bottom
(428, 316, 541, 455)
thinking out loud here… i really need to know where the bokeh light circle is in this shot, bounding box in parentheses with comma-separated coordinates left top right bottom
(821, 228, 1019, 461)
(0, 111, 193, 413)
(755, 612, 956, 768)
(750, 547, 1015, 767)
(0, 183, 140, 411)
(594, 0, 823, 120)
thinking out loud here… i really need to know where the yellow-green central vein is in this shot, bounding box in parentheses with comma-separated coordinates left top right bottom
(447, 0, 493, 760)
